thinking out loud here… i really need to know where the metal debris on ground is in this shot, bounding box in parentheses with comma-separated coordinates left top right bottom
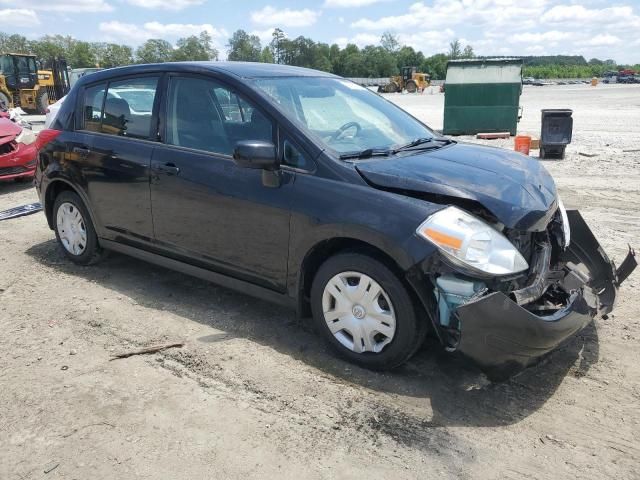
(0, 202, 42, 221)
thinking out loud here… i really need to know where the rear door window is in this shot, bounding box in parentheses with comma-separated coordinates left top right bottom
(102, 77, 159, 139)
(80, 83, 107, 133)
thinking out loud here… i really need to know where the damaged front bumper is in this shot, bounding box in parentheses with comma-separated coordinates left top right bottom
(0, 123, 37, 181)
(0, 142, 37, 181)
(419, 210, 636, 378)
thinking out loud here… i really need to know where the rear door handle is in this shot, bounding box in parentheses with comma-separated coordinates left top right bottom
(155, 163, 180, 175)
(72, 146, 90, 157)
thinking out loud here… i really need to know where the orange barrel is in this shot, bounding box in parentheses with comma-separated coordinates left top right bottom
(591, 77, 598, 86)
(514, 135, 532, 155)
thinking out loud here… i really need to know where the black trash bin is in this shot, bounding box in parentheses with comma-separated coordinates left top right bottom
(540, 109, 573, 159)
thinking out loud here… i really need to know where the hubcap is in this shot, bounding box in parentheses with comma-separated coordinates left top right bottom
(322, 271, 396, 354)
(56, 202, 87, 256)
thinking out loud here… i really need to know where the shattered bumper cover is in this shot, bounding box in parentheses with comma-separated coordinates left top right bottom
(454, 210, 636, 376)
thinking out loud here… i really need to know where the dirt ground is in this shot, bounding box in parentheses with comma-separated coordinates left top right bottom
(1, 84, 639, 479)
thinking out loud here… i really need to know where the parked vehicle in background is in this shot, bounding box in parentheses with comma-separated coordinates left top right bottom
(0, 116, 38, 182)
(44, 95, 65, 128)
(0, 53, 69, 114)
(378, 66, 430, 93)
(618, 74, 640, 84)
(69, 68, 102, 87)
(34, 62, 637, 379)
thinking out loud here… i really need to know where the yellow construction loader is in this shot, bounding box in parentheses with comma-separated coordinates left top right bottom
(0, 53, 69, 113)
(379, 66, 431, 93)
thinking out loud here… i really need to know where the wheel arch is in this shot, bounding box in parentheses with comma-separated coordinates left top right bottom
(296, 236, 415, 318)
(44, 179, 97, 232)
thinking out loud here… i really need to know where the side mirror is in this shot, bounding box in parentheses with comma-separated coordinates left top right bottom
(233, 140, 279, 171)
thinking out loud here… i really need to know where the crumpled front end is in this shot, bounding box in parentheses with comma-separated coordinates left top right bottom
(412, 209, 636, 379)
(0, 118, 37, 181)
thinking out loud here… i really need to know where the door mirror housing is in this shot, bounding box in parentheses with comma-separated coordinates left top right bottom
(233, 140, 279, 171)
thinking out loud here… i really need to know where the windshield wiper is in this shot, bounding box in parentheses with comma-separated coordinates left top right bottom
(339, 137, 455, 160)
(392, 137, 455, 153)
(392, 137, 433, 153)
(339, 148, 392, 160)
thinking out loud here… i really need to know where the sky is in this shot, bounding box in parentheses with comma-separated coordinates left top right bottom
(1, 0, 639, 63)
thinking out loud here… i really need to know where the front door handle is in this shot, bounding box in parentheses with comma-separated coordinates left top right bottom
(155, 162, 180, 175)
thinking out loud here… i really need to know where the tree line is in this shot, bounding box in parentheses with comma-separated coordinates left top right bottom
(1, 29, 638, 80)
(0, 31, 218, 69)
(227, 30, 472, 79)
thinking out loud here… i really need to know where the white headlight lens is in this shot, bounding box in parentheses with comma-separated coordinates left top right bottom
(417, 206, 529, 276)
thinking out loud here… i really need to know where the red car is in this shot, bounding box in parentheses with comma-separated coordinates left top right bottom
(0, 116, 38, 182)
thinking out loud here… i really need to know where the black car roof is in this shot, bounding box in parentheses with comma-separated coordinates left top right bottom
(76, 61, 337, 87)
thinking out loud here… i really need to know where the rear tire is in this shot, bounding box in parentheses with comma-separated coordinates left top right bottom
(406, 80, 417, 93)
(36, 89, 49, 115)
(53, 191, 104, 265)
(310, 253, 427, 370)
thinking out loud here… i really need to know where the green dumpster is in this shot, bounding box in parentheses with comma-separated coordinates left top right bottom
(443, 58, 523, 136)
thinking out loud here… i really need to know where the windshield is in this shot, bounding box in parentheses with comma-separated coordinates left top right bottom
(15, 56, 36, 74)
(253, 77, 434, 155)
(0, 55, 13, 75)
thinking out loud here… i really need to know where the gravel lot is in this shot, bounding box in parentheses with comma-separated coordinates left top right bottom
(1, 84, 639, 479)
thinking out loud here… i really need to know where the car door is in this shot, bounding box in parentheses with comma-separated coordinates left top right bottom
(150, 74, 294, 292)
(77, 75, 160, 244)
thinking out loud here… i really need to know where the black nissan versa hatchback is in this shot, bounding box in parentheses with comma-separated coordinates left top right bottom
(35, 62, 636, 378)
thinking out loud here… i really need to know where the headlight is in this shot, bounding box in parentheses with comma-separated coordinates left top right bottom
(557, 197, 570, 247)
(416, 206, 529, 276)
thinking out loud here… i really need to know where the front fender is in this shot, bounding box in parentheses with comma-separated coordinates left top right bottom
(287, 174, 441, 307)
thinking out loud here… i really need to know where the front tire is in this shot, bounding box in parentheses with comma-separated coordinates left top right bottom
(53, 191, 104, 265)
(310, 253, 427, 370)
(384, 81, 399, 93)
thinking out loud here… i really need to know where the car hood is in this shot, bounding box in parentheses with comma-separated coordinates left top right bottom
(355, 142, 558, 231)
(0, 118, 21, 147)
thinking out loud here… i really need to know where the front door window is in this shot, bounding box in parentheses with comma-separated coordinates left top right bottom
(165, 76, 273, 155)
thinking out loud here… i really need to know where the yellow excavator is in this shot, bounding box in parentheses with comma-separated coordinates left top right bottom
(379, 66, 431, 93)
(0, 53, 70, 113)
